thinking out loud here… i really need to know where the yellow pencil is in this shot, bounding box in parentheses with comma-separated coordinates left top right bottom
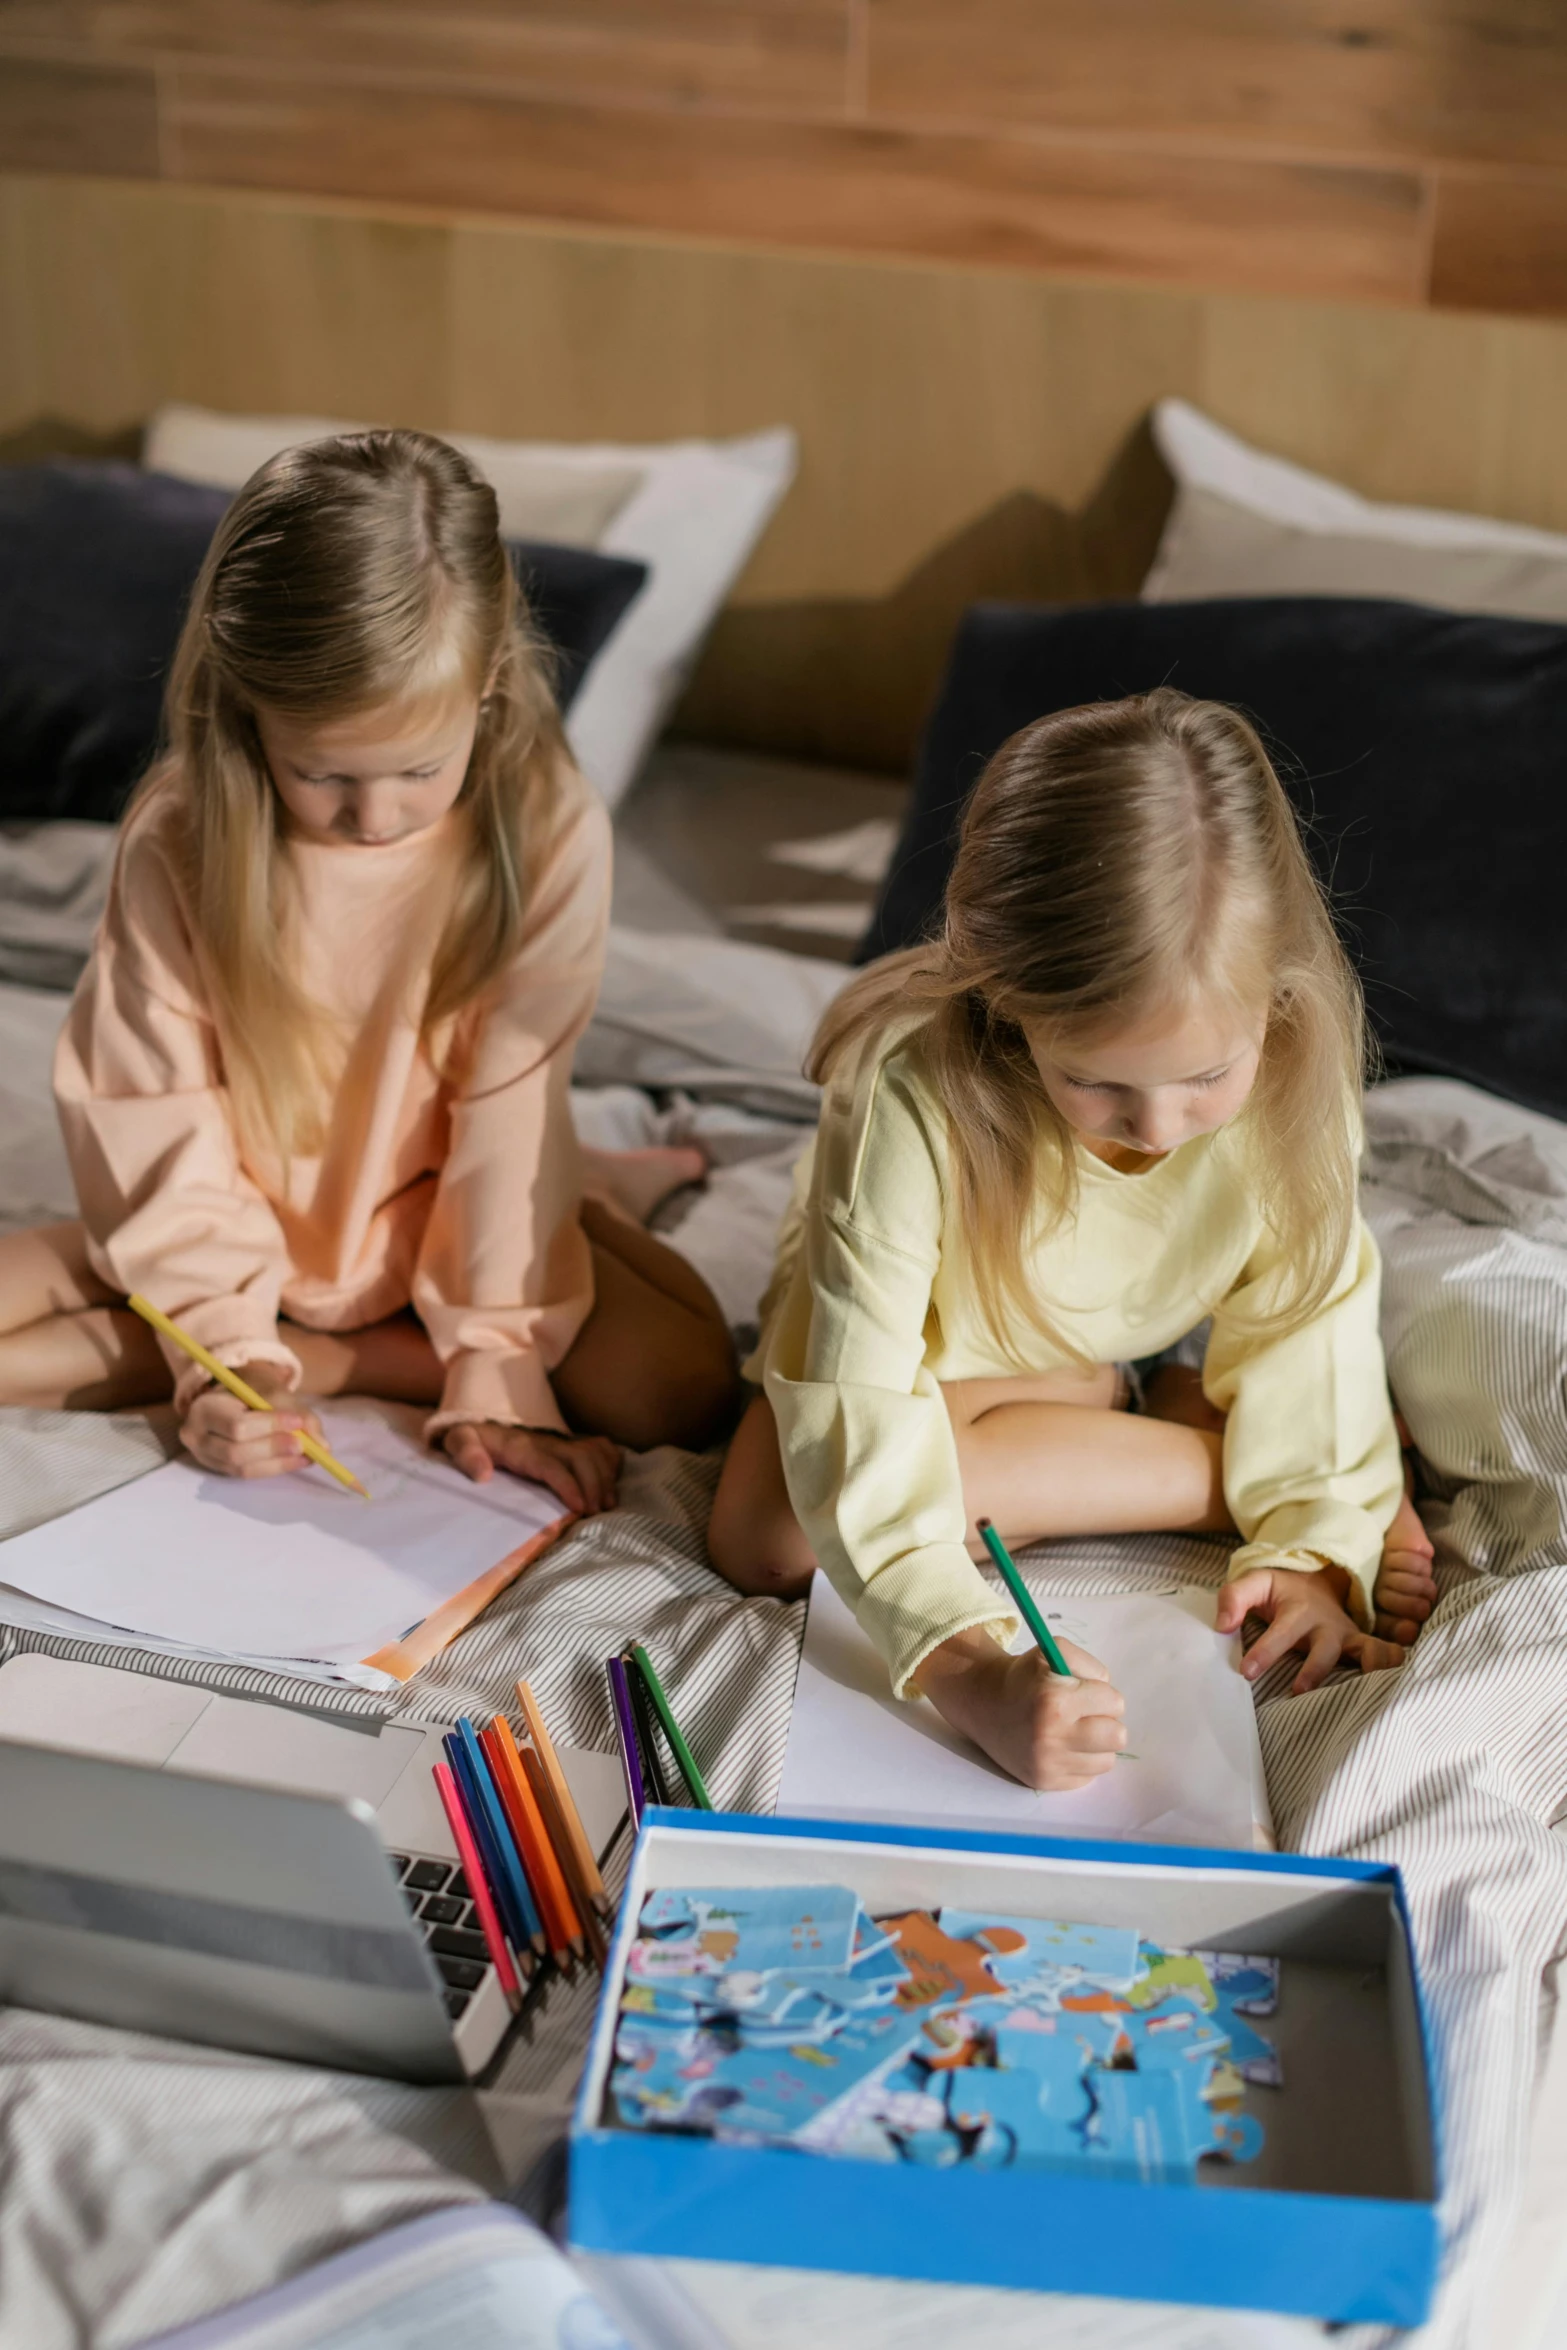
(127, 1292, 370, 1498)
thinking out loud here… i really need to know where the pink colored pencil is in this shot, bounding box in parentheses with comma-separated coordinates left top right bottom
(432, 1759, 522, 2013)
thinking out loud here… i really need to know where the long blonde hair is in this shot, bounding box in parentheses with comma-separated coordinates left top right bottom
(813, 688, 1368, 1357)
(142, 428, 566, 1159)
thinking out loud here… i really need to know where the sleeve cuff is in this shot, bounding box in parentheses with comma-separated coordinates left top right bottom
(851, 1545, 1018, 1701)
(424, 1345, 567, 1446)
(169, 1336, 302, 1416)
(1225, 1540, 1375, 1630)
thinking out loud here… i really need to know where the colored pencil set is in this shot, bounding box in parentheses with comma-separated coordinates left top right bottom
(430, 1678, 613, 2011)
(606, 1642, 712, 1829)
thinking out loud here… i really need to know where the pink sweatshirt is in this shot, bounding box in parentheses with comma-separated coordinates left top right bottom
(55, 764, 611, 1436)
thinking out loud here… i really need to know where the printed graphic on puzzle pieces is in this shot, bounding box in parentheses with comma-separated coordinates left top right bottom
(610, 1888, 1282, 2180)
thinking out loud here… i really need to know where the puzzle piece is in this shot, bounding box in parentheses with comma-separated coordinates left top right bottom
(700, 2003, 925, 2144)
(947, 2063, 1097, 2169)
(613, 1896, 1277, 2179)
(1086, 2066, 1216, 2183)
(1129, 1945, 1218, 2013)
(941, 1912, 1142, 1995)
(634, 1885, 860, 1976)
(882, 1911, 1004, 2008)
(1200, 1950, 1280, 2016)
(1114, 2001, 1232, 2073)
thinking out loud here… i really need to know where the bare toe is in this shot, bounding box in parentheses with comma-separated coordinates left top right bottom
(1373, 1581, 1433, 1642)
(1386, 1489, 1434, 1561)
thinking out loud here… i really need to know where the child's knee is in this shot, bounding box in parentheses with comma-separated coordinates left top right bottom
(710, 1529, 815, 1604)
(706, 1483, 814, 1602)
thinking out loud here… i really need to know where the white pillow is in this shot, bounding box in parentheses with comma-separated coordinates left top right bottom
(143, 403, 797, 809)
(577, 926, 846, 1120)
(1142, 398, 1567, 624)
(143, 404, 643, 547)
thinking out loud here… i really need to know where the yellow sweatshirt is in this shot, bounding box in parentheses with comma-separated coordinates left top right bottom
(755, 1036, 1403, 1698)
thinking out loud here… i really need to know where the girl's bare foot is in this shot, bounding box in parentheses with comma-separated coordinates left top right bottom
(580, 1144, 707, 1227)
(1373, 1487, 1437, 1645)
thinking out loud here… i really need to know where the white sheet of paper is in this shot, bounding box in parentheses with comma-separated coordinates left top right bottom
(0, 1410, 566, 1666)
(776, 1576, 1271, 1850)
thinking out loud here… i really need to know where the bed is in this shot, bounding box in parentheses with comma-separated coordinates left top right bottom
(7, 333, 1567, 2346)
(5, 739, 1567, 2350)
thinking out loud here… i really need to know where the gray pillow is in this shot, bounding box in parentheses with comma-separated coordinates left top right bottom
(1142, 398, 1567, 626)
(1147, 481, 1567, 625)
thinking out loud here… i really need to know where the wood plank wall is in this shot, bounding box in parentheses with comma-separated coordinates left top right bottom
(2, 3, 1566, 319)
(11, 171, 1567, 773)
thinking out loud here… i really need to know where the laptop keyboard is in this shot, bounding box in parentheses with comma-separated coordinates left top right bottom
(388, 1851, 492, 2017)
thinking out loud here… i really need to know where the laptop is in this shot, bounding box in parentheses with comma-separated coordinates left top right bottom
(0, 1654, 626, 2083)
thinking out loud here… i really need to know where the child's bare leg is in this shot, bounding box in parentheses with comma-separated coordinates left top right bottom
(708, 1365, 1229, 1601)
(285, 1314, 443, 1404)
(948, 1371, 1231, 1548)
(551, 1198, 738, 1452)
(0, 1221, 169, 1408)
(1136, 1365, 1435, 1644)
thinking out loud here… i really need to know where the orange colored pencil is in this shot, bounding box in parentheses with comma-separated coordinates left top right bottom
(515, 1676, 606, 1907)
(521, 1742, 607, 1969)
(482, 1718, 581, 1962)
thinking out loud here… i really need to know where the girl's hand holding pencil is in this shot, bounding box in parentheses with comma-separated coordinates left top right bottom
(914, 1626, 1127, 1792)
(916, 1517, 1127, 1792)
(127, 1292, 366, 1491)
(180, 1362, 331, 1482)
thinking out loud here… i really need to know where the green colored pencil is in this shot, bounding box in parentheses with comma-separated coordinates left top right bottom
(629, 1642, 713, 1811)
(976, 1518, 1075, 1677)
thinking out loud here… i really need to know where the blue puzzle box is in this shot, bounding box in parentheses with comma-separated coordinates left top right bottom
(568, 1809, 1441, 2327)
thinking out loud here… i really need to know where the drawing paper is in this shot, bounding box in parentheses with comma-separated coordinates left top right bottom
(775, 1578, 1271, 1850)
(0, 1409, 566, 1667)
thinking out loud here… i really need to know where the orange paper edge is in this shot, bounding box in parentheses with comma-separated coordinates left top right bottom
(362, 1513, 573, 1681)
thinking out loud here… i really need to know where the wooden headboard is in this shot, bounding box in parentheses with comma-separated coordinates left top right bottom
(8, 169, 1567, 776)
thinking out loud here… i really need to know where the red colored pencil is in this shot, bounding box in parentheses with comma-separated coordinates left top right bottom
(432, 1759, 522, 2012)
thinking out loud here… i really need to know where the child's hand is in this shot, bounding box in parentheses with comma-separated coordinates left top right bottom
(1216, 1564, 1405, 1695)
(912, 1626, 1127, 1792)
(443, 1422, 621, 1516)
(179, 1362, 322, 1480)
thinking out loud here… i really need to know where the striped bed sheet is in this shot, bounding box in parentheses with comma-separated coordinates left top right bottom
(3, 1072, 1567, 2348)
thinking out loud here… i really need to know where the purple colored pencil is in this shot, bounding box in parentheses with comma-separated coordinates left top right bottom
(606, 1654, 646, 1830)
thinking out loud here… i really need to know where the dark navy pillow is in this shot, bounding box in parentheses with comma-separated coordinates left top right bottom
(0, 461, 648, 822)
(861, 595, 1567, 1125)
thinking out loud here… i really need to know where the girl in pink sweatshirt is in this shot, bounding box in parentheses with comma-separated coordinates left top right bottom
(0, 430, 736, 1513)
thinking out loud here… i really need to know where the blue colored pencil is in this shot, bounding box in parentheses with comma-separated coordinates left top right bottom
(455, 1716, 546, 1953)
(441, 1729, 530, 1962)
(445, 1726, 543, 1956)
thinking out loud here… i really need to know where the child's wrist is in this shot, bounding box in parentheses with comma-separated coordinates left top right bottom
(1301, 1555, 1353, 1607)
(910, 1623, 1007, 1698)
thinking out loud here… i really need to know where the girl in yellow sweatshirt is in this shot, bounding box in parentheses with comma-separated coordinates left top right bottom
(0, 430, 735, 1511)
(709, 688, 1434, 1791)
